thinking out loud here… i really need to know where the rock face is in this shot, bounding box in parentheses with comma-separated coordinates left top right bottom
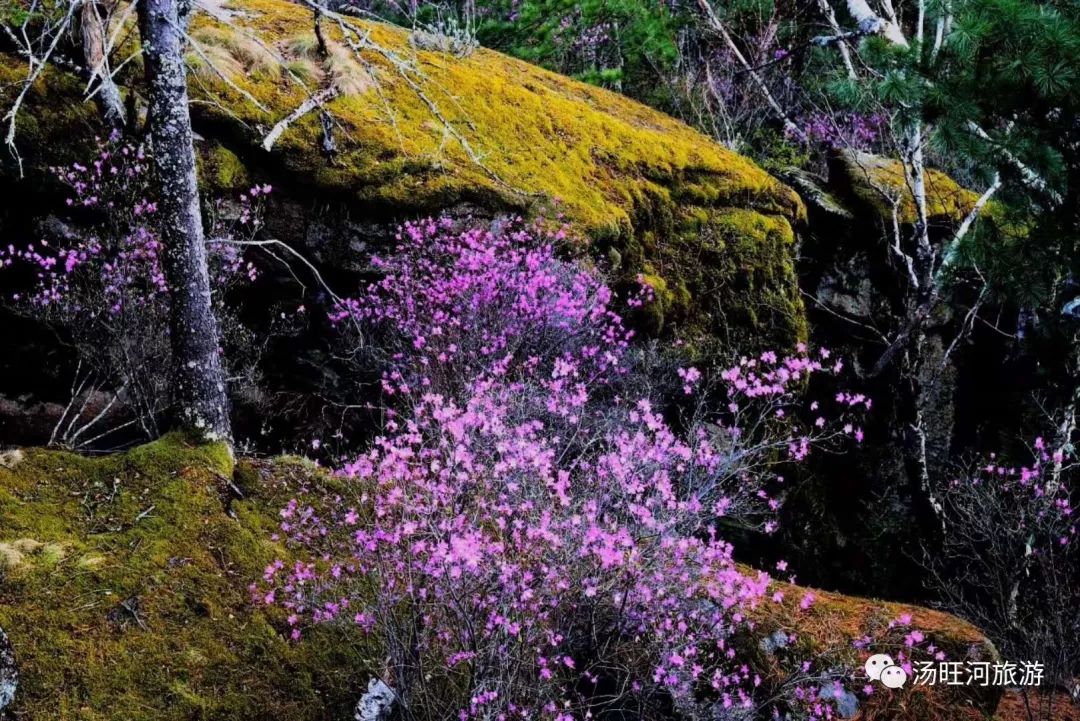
(0, 625, 15, 712)
(0, 0, 806, 350)
(784, 152, 1010, 598)
(0, 0, 809, 447)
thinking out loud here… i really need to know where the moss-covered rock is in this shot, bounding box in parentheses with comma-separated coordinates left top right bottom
(829, 150, 981, 226)
(0, 435, 373, 720)
(0, 440, 1009, 720)
(744, 567, 1002, 720)
(0, 0, 806, 350)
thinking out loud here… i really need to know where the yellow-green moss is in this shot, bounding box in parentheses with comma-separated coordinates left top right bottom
(0, 435, 373, 720)
(161, 0, 805, 234)
(198, 142, 252, 191)
(0, 0, 808, 351)
(835, 150, 981, 226)
(0, 61, 100, 178)
(619, 205, 806, 349)
(1, 441, 1007, 720)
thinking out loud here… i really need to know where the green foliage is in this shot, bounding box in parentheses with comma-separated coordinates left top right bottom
(476, 0, 679, 92)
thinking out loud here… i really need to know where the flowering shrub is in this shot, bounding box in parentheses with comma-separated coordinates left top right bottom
(930, 438, 1079, 691)
(792, 112, 888, 151)
(329, 215, 637, 401)
(0, 134, 264, 444)
(262, 216, 869, 720)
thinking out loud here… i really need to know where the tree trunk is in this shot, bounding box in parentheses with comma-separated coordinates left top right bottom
(138, 0, 232, 445)
(80, 0, 126, 127)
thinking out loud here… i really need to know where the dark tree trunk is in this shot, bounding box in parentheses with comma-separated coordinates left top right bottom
(138, 0, 232, 444)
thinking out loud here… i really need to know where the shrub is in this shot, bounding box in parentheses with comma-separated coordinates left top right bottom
(0, 134, 265, 445)
(929, 438, 1078, 703)
(262, 216, 868, 720)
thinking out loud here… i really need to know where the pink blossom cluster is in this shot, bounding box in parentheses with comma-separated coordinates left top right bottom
(852, 612, 948, 697)
(263, 216, 868, 720)
(793, 112, 888, 150)
(329, 216, 636, 399)
(0, 135, 262, 319)
(963, 438, 1077, 548)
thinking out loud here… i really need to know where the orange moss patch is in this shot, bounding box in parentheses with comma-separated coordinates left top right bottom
(739, 564, 1000, 720)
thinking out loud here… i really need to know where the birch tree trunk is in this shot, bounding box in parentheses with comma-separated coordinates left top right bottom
(0, 625, 15, 713)
(138, 0, 232, 445)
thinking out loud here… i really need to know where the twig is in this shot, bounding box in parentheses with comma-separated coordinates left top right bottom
(3, 0, 81, 175)
(695, 0, 808, 143)
(209, 237, 341, 302)
(173, 18, 271, 113)
(261, 86, 340, 151)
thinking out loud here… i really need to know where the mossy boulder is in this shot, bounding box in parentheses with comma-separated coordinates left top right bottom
(828, 150, 981, 227)
(0, 435, 373, 720)
(0, 439, 1007, 720)
(745, 568, 1003, 720)
(0, 0, 806, 350)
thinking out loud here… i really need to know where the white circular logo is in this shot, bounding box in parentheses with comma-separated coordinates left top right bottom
(864, 654, 895, 681)
(880, 665, 909, 689)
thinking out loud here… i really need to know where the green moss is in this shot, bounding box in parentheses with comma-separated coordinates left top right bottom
(834, 150, 980, 225)
(0, 435, 373, 720)
(0, 61, 100, 178)
(198, 142, 252, 191)
(619, 205, 806, 350)
(2, 440, 1008, 720)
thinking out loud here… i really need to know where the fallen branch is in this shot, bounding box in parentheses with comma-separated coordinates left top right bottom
(261, 86, 340, 151)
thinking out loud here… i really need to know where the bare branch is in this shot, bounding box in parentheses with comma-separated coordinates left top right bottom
(967, 121, 1063, 206)
(3, 0, 81, 175)
(261, 85, 339, 151)
(695, 0, 808, 142)
(936, 172, 1002, 280)
(814, 0, 857, 78)
(79, 0, 126, 125)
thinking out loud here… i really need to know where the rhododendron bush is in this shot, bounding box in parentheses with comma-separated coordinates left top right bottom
(0, 136, 265, 442)
(261, 216, 871, 720)
(929, 440, 1078, 693)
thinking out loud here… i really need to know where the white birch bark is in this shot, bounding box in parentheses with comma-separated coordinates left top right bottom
(845, 0, 908, 46)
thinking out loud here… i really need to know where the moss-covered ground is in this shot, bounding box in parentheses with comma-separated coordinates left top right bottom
(0, 435, 373, 720)
(0, 438, 1014, 720)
